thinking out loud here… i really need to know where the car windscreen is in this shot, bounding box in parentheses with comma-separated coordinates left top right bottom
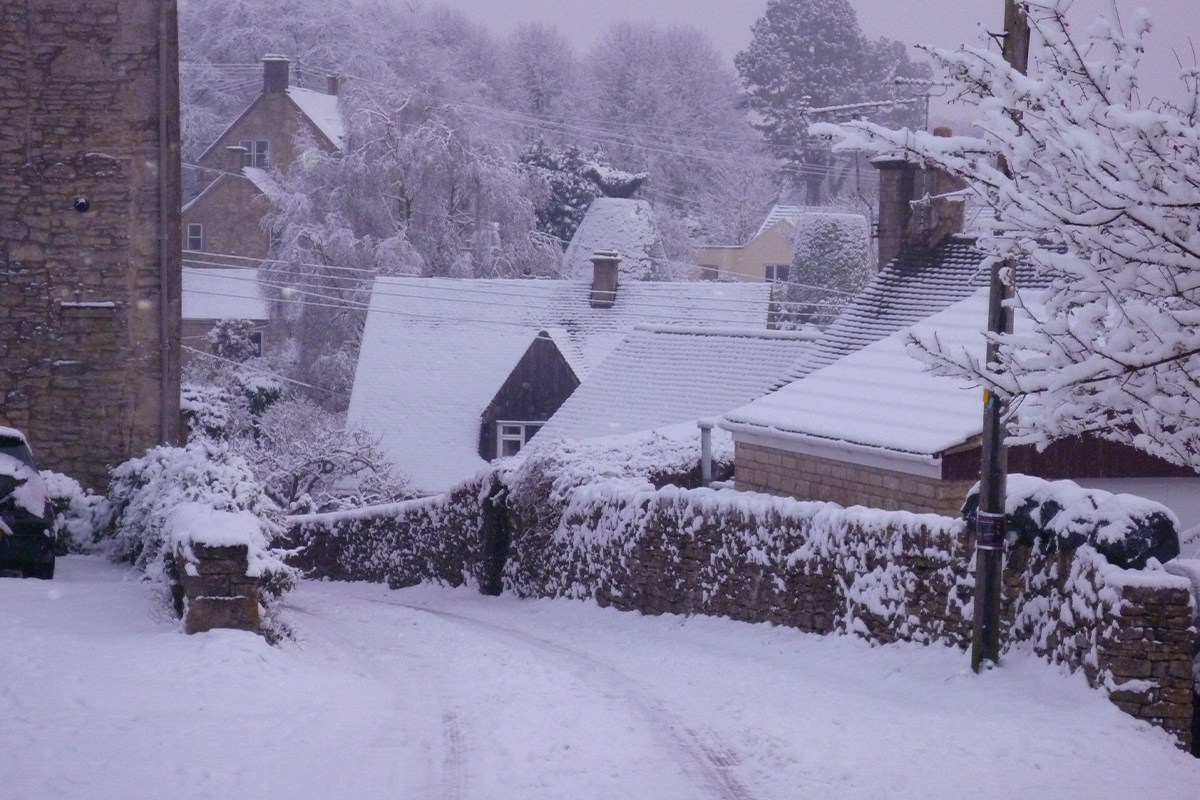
(0, 436, 36, 470)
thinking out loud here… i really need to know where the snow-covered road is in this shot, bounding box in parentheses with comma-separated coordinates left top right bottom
(2, 556, 1198, 799)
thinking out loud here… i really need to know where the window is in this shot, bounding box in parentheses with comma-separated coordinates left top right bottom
(249, 331, 263, 358)
(238, 139, 269, 168)
(496, 422, 543, 459)
(186, 223, 203, 251)
(765, 264, 790, 283)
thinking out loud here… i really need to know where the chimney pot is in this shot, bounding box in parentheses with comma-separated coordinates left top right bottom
(262, 55, 291, 94)
(326, 74, 340, 95)
(589, 249, 620, 308)
(225, 145, 248, 175)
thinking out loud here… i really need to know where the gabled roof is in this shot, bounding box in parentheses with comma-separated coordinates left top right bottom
(539, 325, 816, 442)
(286, 87, 344, 149)
(753, 204, 848, 239)
(347, 277, 772, 493)
(562, 198, 665, 280)
(722, 290, 996, 474)
(182, 167, 275, 215)
(182, 268, 269, 321)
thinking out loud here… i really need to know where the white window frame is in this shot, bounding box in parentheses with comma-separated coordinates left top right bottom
(238, 139, 269, 168)
(496, 421, 543, 459)
(765, 264, 790, 283)
(186, 223, 203, 251)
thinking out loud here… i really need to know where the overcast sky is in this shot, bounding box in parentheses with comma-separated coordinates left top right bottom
(430, 0, 1199, 113)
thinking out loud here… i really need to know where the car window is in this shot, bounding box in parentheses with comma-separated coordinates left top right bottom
(0, 436, 35, 469)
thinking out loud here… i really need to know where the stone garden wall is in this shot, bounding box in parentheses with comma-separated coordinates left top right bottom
(287, 447, 1197, 752)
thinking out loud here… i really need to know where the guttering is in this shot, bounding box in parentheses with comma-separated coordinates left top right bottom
(721, 421, 945, 480)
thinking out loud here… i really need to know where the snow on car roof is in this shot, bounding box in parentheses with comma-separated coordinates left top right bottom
(0, 427, 28, 444)
(540, 325, 815, 442)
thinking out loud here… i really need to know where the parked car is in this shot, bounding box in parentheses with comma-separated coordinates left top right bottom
(0, 427, 54, 579)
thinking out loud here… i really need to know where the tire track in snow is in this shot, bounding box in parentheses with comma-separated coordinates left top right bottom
(440, 708, 466, 800)
(371, 598, 757, 800)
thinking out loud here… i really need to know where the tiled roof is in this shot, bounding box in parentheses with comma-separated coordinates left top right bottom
(348, 277, 771, 492)
(775, 236, 1040, 386)
(723, 291, 995, 466)
(540, 325, 815, 442)
(182, 268, 269, 321)
(288, 87, 344, 149)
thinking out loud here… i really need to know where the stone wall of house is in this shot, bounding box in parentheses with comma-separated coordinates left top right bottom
(182, 175, 272, 260)
(734, 441, 974, 517)
(0, 0, 182, 489)
(290, 454, 1197, 751)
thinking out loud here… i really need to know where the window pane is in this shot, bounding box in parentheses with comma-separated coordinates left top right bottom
(501, 425, 522, 436)
(501, 439, 522, 457)
(776, 265, 790, 283)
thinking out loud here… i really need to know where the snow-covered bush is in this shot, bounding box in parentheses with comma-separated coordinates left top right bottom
(101, 441, 294, 599)
(962, 474, 1180, 570)
(778, 212, 870, 325)
(205, 319, 259, 363)
(40, 471, 108, 554)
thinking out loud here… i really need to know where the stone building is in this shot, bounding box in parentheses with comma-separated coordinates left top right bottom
(0, 0, 183, 489)
(184, 56, 343, 265)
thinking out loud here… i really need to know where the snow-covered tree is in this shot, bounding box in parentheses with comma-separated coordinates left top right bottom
(782, 212, 871, 324)
(736, 0, 930, 201)
(814, 1, 1200, 470)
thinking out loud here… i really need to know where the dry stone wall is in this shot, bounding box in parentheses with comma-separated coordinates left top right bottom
(288, 452, 1197, 751)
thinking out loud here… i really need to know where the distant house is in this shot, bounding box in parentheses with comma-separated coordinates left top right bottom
(719, 152, 1198, 521)
(348, 257, 773, 494)
(181, 267, 270, 366)
(539, 325, 815, 442)
(184, 55, 343, 265)
(694, 205, 806, 283)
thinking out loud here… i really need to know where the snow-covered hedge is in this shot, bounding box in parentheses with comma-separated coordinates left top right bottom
(40, 471, 108, 554)
(101, 441, 296, 599)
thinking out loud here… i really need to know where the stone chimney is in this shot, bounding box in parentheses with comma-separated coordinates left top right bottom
(262, 55, 291, 94)
(225, 145, 247, 175)
(326, 74, 340, 96)
(873, 127, 967, 269)
(589, 249, 620, 308)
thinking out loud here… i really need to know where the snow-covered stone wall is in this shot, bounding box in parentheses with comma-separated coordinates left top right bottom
(287, 444, 1196, 750)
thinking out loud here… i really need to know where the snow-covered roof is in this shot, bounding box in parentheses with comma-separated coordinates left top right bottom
(753, 204, 850, 239)
(539, 325, 816, 442)
(288, 87, 344, 149)
(562, 198, 666, 280)
(241, 166, 280, 197)
(775, 236, 1027, 387)
(182, 268, 269, 321)
(723, 290, 1032, 475)
(348, 277, 772, 493)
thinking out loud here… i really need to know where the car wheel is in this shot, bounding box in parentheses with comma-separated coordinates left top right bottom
(25, 558, 54, 580)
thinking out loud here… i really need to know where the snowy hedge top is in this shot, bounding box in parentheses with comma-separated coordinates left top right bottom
(561, 198, 665, 280)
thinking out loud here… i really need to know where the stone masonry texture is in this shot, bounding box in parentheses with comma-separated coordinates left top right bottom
(0, 0, 182, 489)
(290, 453, 1197, 752)
(734, 441, 975, 517)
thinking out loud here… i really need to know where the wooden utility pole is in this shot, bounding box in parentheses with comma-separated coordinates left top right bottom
(971, 0, 1030, 673)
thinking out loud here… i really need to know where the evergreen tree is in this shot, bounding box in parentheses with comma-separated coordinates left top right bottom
(735, 0, 929, 201)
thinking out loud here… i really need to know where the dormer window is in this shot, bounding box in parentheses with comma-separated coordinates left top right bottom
(239, 139, 269, 168)
(496, 422, 542, 458)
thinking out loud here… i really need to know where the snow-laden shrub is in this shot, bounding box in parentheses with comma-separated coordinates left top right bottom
(962, 474, 1180, 569)
(205, 319, 259, 363)
(101, 441, 294, 597)
(779, 212, 870, 325)
(40, 471, 109, 554)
